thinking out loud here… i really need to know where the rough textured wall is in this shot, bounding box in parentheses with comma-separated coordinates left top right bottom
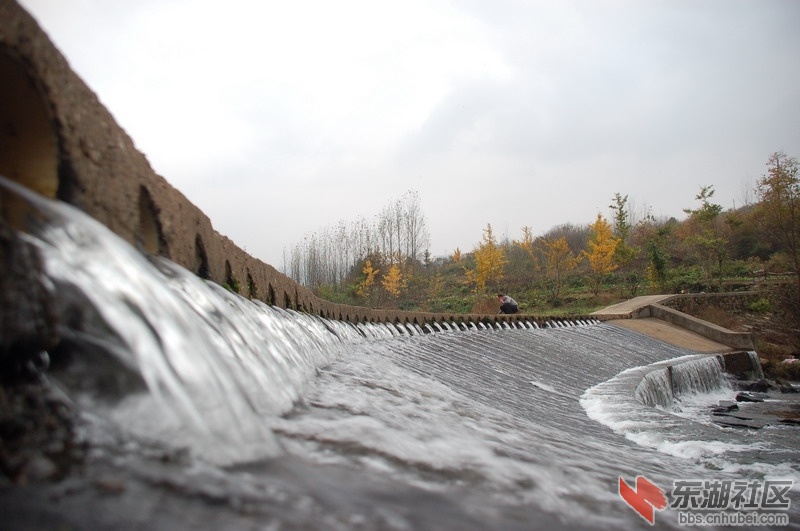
(0, 0, 331, 322)
(0, 1, 583, 345)
(661, 292, 761, 316)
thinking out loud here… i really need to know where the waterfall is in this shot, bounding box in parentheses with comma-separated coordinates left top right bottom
(634, 355, 732, 409)
(726, 350, 765, 380)
(0, 176, 591, 465)
(634, 366, 676, 409)
(2, 177, 353, 464)
(3, 177, 798, 530)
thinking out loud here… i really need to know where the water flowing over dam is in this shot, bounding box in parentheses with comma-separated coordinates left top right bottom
(2, 178, 799, 529)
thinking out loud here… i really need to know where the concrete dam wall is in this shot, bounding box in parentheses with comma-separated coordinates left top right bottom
(0, 0, 569, 339)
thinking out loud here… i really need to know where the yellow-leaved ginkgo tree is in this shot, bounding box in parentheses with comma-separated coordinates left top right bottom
(355, 259, 379, 299)
(583, 214, 620, 296)
(471, 224, 507, 293)
(381, 263, 406, 298)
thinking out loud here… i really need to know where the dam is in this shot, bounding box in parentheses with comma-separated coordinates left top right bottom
(1, 2, 797, 529)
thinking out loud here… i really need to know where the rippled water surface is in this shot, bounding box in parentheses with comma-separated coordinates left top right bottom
(3, 178, 799, 530)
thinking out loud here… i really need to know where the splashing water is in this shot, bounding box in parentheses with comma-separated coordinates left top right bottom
(2, 177, 799, 530)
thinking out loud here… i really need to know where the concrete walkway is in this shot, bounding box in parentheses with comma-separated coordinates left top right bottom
(592, 295, 736, 353)
(590, 295, 671, 319)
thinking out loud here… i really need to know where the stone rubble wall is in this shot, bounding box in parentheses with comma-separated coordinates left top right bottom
(660, 292, 762, 316)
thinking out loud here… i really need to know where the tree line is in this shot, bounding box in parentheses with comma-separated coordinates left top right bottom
(282, 190, 431, 289)
(283, 151, 800, 313)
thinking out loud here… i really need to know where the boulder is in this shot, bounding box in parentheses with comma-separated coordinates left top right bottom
(0, 219, 59, 379)
(735, 379, 773, 393)
(735, 392, 766, 403)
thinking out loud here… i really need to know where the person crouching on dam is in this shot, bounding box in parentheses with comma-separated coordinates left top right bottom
(497, 293, 519, 314)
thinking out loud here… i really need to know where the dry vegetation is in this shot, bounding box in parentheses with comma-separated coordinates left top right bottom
(689, 290, 800, 381)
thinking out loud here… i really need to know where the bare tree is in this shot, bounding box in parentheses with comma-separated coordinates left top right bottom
(402, 190, 430, 265)
(282, 191, 431, 289)
(541, 223, 590, 255)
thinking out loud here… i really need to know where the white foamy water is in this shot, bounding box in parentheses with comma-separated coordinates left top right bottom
(2, 177, 799, 530)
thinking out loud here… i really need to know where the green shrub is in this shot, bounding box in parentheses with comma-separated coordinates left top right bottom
(670, 266, 708, 293)
(723, 260, 752, 279)
(748, 297, 772, 314)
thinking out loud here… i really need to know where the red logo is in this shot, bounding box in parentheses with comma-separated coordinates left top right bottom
(619, 475, 668, 525)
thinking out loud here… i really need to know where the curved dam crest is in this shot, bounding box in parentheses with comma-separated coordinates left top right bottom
(2, 3, 795, 530)
(0, 0, 763, 452)
(0, 0, 758, 351)
(1, 184, 794, 529)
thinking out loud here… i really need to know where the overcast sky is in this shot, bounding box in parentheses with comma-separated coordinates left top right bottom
(18, 0, 800, 268)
